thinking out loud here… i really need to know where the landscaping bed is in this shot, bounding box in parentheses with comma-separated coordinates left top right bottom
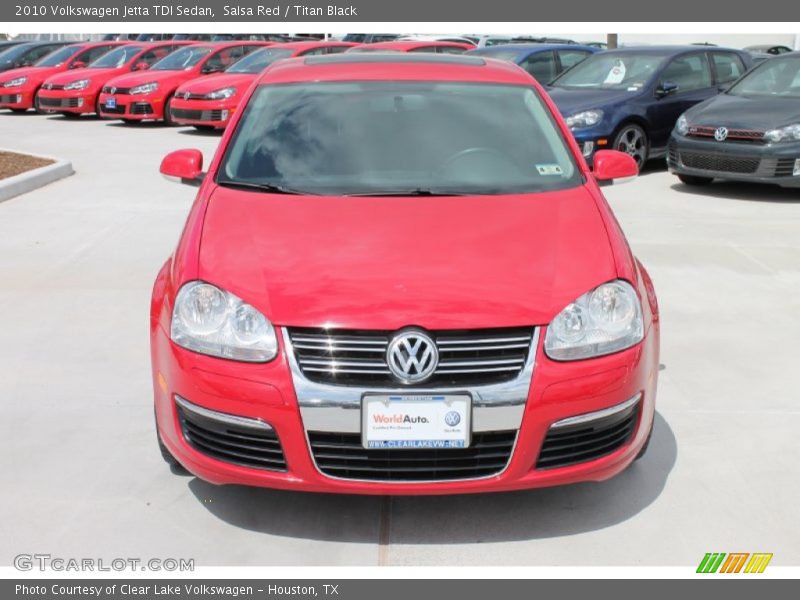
(0, 150, 55, 181)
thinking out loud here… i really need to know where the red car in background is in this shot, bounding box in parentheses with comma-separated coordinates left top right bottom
(37, 41, 192, 117)
(170, 42, 357, 130)
(0, 42, 124, 113)
(345, 40, 474, 54)
(153, 53, 659, 495)
(97, 42, 270, 124)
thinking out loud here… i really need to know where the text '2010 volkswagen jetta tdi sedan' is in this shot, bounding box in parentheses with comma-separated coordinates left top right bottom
(152, 53, 660, 495)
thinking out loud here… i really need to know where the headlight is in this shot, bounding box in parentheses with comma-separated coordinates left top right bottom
(64, 79, 90, 91)
(764, 124, 800, 143)
(4, 77, 27, 87)
(205, 87, 236, 100)
(676, 114, 689, 136)
(170, 281, 278, 362)
(545, 280, 644, 361)
(129, 82, 158, 95)
(565, 109, 603, 129)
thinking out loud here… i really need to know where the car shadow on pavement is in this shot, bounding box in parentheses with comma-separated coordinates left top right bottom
(178, 128, 224, 137)
(187, 411, 676, 544)
(671, 181, 800, 203)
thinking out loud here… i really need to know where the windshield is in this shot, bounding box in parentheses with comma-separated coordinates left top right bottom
(150, 46, 211, 71)
(218, 81, 580, 196)
(35, 45, 80, 67)
(552, 52, 667, 90)
(226, 48, 294, 73)
(0, 44, 33, 64)
(89, 45, 143, 68)
(728, 56, 800, 98)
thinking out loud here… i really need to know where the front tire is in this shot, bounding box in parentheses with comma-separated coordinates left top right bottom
(613, 124, 649, 170)
(678, 174, 714, 186)
(155, 413, 188, 473)
(193, 125, 215, 131)
(163, 95, 176, 126)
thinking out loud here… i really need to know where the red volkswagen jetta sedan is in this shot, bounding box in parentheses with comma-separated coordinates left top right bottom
(37, 41, 191, 117)
(97, 42, 269, 124)
(170, 41, 358, 130)
(153, 54, 659, 495)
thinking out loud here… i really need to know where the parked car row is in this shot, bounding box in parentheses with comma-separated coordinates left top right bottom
(2, 38, 799, 188)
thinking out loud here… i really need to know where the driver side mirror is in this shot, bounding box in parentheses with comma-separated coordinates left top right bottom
(655, 80, 679, 98)
(69, 61, 87, 70)
(132, 61, 150, 71)
(160, 149, 204, 187)
(593, 150, 638, 185)
(201, 64, 224, 74)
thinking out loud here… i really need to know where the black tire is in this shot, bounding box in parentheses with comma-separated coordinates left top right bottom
(10, 108, 27, 114)
(155, 410, 188, 473)
(60, 111, 81, 119)
(678, 174, 714, 186)
(635, 421, 654, 460)
(33, 90, 48, 115)
(163, 95, 176, 126)
(613, 123, 649, 170)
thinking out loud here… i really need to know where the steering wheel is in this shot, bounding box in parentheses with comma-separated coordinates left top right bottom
(438, 147, 524, 180)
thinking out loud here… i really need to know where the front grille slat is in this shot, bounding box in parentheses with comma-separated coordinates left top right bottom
(536, 401, 641, 469)
(288, 326, 534, 387)
(177, 404, 287, 472)
(309, 430, 516, 481)
(678, 151, 761, 174)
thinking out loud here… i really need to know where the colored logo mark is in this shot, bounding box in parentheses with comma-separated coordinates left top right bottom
(697, 552, 773, 573)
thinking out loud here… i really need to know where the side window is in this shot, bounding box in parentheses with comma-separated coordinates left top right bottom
(557, 50, 590, 72)
(207, 46, 243, 71)
(408, 46, 439, 54)
(326, 45, 350, 54)
(299, 47, 327, 56)
(27, 45, 59, 64)
(138, 47, 171, 66)
(711, 52, 746, 84)
(520, 52, 558, 83)
(77, 45, 114, 64)
(437, 46, 467, 54)
(660, 54, 712, 92)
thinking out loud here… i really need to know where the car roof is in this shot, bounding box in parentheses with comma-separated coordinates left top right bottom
(265, 41, 357, 51)
(255, 53, 535, 86)
(471, 43, 596, 54)
(353, 40, 473, 50)
(597, 44, 743, 55)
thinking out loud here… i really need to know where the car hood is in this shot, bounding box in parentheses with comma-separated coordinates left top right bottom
(45, 66, 120, 85)
(686, 93, 800, 129)
(0, 66, 60, 85)
(175, 72, 256, 95)
(546, 86, 644, 116)
(105, 69, 191, 88)
(197, 184, 617, 329)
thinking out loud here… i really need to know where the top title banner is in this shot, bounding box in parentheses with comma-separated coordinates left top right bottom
(1, 0, 791, 22)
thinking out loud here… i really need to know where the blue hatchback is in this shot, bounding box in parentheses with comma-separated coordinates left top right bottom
(546, 46, 753, 168)
(467, 44, 598, 85)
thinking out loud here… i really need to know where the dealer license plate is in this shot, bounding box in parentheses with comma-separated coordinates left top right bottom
(106, 97, 117, 109)
(362, 394, 471, 449)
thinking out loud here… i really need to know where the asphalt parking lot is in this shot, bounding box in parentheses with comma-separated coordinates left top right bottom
(1, 113, 799, 567)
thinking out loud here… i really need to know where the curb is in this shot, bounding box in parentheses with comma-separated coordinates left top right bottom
(0, 149, 74, 204)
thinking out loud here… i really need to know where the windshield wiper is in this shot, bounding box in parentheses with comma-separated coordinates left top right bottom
(217, 180, 316, 195)
(343, 188, 472, 197)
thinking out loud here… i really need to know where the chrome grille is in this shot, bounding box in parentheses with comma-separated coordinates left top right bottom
(687, 126, 766, 143)
(287, 327, 535, 387)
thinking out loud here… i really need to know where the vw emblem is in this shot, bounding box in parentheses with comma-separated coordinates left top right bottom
(386, 330, 438, 384)
(714, 127, 729, 142)
(444, 411, 461, 427)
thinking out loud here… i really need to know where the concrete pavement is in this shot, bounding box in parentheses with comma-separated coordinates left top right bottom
(0, 113, 798, 567)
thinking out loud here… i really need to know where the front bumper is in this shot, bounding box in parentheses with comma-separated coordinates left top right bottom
(0, 86, 35, 110)
(170, 97, 236, 128)
(37, 88, 97, 114)
(152, 317, 659, 495)
(97, 91, 166, 121)
(668, 134, 800, 188)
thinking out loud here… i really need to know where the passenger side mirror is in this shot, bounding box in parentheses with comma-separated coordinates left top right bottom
(132, 61, 150, 71)
(655, 81, 679, 98)
(592, 150, 638, 185)
(160, 149, 204, 186)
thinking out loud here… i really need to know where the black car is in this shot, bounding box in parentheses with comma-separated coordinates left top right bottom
(0, 41, 69, 73)
(669, 52, 800, 188)
(546, 46, 753, 169)
(744, 44, 793, 56)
